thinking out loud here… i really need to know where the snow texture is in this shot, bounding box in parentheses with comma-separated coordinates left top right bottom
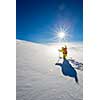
(16, 40, 83, 100)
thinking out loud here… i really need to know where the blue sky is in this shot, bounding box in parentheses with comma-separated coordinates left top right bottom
(16, 0, 83, 43)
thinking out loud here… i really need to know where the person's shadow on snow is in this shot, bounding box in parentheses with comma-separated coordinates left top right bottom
(55, 59, 78, 83)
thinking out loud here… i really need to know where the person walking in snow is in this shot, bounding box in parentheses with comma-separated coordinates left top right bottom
(58, 45, 68, 59)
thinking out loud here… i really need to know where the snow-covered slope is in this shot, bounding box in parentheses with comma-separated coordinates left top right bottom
(16, 40, 83, 100)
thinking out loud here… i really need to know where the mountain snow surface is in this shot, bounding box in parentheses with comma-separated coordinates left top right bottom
(16, 40, 83, 100)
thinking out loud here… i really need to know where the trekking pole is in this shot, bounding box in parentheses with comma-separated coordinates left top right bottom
(57, 51, 61, 63)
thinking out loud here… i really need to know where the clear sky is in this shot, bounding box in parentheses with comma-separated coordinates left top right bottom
(16, 0, 83, 43)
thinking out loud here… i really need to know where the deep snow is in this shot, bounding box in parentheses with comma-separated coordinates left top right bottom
(16, 40, 83, 100)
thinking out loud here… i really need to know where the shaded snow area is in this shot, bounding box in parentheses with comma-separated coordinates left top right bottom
(16, 40, 83, 100)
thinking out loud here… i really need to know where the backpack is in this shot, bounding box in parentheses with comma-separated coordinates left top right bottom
(63, 48, 67, 54)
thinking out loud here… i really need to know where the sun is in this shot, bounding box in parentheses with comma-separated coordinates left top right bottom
(58, 32, 65, 39)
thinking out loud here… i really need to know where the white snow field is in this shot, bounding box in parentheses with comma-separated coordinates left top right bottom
(16, 39, 83, 100)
